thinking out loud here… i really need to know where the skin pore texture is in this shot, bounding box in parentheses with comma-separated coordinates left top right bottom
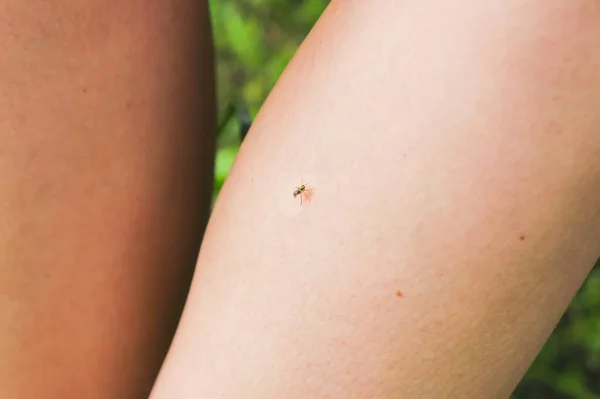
(0, 1, 215, 397)
(151, 0, 600, 398)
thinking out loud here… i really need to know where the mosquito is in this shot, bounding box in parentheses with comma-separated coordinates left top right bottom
(293, 179, 314, 205)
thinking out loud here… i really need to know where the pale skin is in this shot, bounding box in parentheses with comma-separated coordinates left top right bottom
(0, 1, 215, 398)
(151, 0, 600, 398)
(1, 0, 599, 398)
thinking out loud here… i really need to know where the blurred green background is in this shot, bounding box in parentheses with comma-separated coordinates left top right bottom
(209, 1, 600, 397)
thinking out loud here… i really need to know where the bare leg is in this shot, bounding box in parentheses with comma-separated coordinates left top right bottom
(152, 0, 600, 397)
(0, 1, 215, 397)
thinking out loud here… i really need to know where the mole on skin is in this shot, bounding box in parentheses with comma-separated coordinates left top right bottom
(396, 290, 403, 297)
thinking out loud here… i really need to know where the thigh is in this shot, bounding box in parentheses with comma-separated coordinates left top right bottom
(151, 0, 600, 398)
(0, 1, 215, 397)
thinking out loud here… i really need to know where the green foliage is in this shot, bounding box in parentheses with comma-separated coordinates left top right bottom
(513, 263, 600, 398)
(211, 0, 327, 147)
(213, 146, 238, 200)
(211, 2, 600, 397)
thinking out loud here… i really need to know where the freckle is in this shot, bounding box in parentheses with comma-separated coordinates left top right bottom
(396, 290, 403, 297)
(82, 88, 88, 94)
(340, 340, 346, 346)
(520, 235, 525, 241)
(126, 101, 132, 109)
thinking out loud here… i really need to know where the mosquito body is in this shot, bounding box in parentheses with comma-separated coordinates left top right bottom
(293, 180, 313, 205)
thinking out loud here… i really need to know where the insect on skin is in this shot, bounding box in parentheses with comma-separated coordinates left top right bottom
(293, 180, 314, 205)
